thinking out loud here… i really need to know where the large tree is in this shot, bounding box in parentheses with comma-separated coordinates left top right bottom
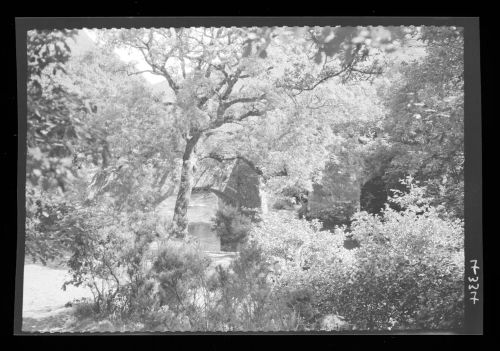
(63, 47, 178, 211)
(379, 26, 464, 217)
(104, 28, 279, 237)
(105, 27, 392, 237)
(26, 29, 83, 191)
(25, 29, 89, 263)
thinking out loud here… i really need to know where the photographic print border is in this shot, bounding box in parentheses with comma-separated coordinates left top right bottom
(14, 16, 482, 335)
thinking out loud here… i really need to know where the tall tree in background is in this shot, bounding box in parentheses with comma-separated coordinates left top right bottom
(25, 29, 87, 262)
(64, 48, 177, 211)
(26, 29, 82, 190)
(381, 26, 464, 217)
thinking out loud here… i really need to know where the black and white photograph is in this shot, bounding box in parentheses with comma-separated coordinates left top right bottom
(15, 18, 482, 334)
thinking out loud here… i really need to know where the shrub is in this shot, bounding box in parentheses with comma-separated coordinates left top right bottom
(306, 201, 359, 230)
(141, 306, 193, 331)
(132, 240, 303, 332)
(64, 232, 303, 331)
(281, 185, 308, 204)
(285, 287, 317, 323)
(200, 240, 304, 331)
(73, 298, 98, 320)
(150, 241, 211, 313)
(251, 177, 464, 331)
(250, 211, 348, 270)
(25, 184, 77, 264)
(212, 205, 253, 251)
(330, 177, 464, 330)
(250, 211, 354, 328)
(272, 197, 296, 210)
(63, 204, 157, 316)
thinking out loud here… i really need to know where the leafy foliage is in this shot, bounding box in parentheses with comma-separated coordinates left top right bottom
(150, 242, 211, 313)
(334, 177, 464, 330)
(25, 184, 77, 264)
(379, 26, 464, 217)
(26, 29, 83, 190)
(64, 49, 178, 210)
(212, 205, 253, 251)
(307, 26, 409, 63)
(306, 202, 359, 230)
(252, 177, 464, 330)
(25, 30, 84, 263)
(64, 236, 303, 331)
(62, 204, 158, 315)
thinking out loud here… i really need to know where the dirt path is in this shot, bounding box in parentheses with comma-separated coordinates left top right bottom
(22, 263, 93, 332)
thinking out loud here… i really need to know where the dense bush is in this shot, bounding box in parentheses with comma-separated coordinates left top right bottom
(150, 242, 211, 312)
(64, 228, 302, 331)
(62, 202, 157, 316)
(281, 185, 308, 202)
(250, 209, 354, 327)
(284, 287, 317, 324)
(276, 185, 308, 210)
(212, 205, 253, 251)
(306, 201, 359, 230)
(272, 197, 297, 210)
(25, 184, 77, 264)
(333, 177, 464, 330)
(140, 240, 303, 331)
(198, 240, 304, 331)
(252, 177, 464, 331)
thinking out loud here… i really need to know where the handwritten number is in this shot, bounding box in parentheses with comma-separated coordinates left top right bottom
(470, 260, 479, 275)
(468, 262, 480, 305)
(469, 291, 479, 304)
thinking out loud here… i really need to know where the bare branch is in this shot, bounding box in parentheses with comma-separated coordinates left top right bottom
(294, 64, 353, 95)
(235, 108, 266, 122)
(126, 69, 162, 77)
(157, 66, 179, 93)
(176, 29, 187, 79)
(196, 64, 230, 108)
(197, 65, 252, 110)
(133, 37, 179, 93)
(204, 153, 263, 176)
(221, 94, 266, 110)
(350, 67, 383, 75)
(220, 68, 243, 100)
(278, 46, 374, 95)
(205, 107, 266, 133)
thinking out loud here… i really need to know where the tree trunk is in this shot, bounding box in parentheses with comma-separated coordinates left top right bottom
(171, 132, 201, 238)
